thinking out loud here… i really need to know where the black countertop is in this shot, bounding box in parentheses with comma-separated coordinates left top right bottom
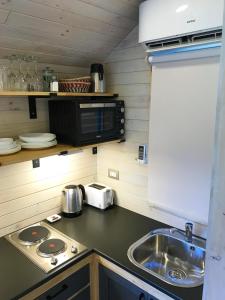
(0, 205, 203, 300)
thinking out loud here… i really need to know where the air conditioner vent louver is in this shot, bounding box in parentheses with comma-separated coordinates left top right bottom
(145, 29, 222, 51)
(191, 30, 222, 42)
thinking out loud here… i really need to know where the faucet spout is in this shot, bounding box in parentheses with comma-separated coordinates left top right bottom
(185, 222, 193, 243)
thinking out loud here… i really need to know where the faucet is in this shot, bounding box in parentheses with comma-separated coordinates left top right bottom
(185, 222, 193, 243)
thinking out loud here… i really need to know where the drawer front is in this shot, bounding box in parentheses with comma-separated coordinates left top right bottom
(37, 265, 89, 300)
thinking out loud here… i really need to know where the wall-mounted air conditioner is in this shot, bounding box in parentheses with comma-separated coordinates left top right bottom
(139, 0, 224, 53)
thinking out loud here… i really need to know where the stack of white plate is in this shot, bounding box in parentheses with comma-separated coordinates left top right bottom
(19, 133, 57, 149)
(0, 138, 21, 155)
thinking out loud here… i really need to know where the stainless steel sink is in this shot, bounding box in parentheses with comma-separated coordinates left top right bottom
(127, 228, 206, 288)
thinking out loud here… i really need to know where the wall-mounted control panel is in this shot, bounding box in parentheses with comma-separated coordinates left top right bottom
(138, 144, 148, 165)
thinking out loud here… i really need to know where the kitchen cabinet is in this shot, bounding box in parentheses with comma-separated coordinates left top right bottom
(99, 265, 158, 300)
(37, 265, 90, 300)
(20, 256, 93, 300)
(20, 255, 171, 300)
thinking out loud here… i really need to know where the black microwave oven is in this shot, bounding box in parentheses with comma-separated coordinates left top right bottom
(48, 99, 125, 146)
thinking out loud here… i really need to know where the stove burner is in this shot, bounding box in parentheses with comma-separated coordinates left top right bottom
(18, 226, 50, 245)
(38, 239, 66, 257)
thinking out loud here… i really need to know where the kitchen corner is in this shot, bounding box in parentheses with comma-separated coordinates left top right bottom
(0, 0, 224, 299)
(0, 205, 203, 300)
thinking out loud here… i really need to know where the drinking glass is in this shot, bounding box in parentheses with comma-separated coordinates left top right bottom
(24, 56, 33, 91)
(4, 54, 43, 91)
(17, 55, 27, 91)
(30, 56, 43, 91)
(0, 65, 8, 90)
(7, 55, 17, 91)
(14, 55, 22, 90)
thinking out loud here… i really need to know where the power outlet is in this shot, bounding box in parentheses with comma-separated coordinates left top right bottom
(108, 169, 119, 180)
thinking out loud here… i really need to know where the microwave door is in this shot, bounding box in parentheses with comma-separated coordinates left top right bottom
(79, 104, 117, 143)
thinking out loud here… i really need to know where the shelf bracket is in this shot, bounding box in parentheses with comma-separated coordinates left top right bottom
(92, 147, 97, 155)
(28, 96, 37, 119)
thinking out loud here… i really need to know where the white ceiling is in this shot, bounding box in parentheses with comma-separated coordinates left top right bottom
(0, 0, 142, 67)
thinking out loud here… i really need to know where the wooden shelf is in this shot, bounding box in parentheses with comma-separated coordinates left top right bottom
(0, 91, 50, 97)
(0, 144, 76, 167)
(0, 140, 122, 167)
(0, 91, 118, 97)
(57, 92, 118, 97)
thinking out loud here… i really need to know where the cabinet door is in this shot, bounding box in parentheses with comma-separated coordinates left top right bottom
(37, 265, 90, 300)
(99, 265, 158, 300)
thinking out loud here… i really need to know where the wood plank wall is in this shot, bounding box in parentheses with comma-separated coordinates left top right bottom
(98, 27, 207, 237)
(0, 63, 97, 237)
(98, 26, 152, 217)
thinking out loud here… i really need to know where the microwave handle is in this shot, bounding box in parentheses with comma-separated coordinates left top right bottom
(78, 184, 86, 201)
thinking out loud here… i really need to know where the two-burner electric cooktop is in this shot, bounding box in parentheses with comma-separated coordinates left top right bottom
(5, 221, 87, 273)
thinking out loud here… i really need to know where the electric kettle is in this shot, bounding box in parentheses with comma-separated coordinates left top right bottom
(62, 185, 85, 217)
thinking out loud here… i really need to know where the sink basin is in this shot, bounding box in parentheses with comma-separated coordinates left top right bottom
(127, 228, 206, 288)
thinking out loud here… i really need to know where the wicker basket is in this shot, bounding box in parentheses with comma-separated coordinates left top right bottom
(59, 76, 91, 93)
(59, 81, 91, 93)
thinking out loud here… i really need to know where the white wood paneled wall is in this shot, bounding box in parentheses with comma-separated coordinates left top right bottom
(98, 27, 207, 237)
(0, 0, 141, 66)
(0, 151, 97, 237)
(97, 26, 152, 219)
(0, 63, 98, 237)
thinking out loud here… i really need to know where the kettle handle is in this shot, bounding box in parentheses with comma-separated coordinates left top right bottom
(78, 184, 86, 201)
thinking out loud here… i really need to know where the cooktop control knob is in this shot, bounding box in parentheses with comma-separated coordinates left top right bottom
(50, 257, 58, 265)
(71, 245, 78, 254)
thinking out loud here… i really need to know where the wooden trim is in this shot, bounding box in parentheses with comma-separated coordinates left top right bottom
(0, 140, 121, 167)
(0, 144, 80, 167)
(68, 283, 90, 299)
(19, 255, 93, 300)
(90, 253, 99, 300)
(0, 91, 118, 97)
(57, 92, 118, 97)
(0, 91, 50, 96)
(96, 255, 174, 300)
